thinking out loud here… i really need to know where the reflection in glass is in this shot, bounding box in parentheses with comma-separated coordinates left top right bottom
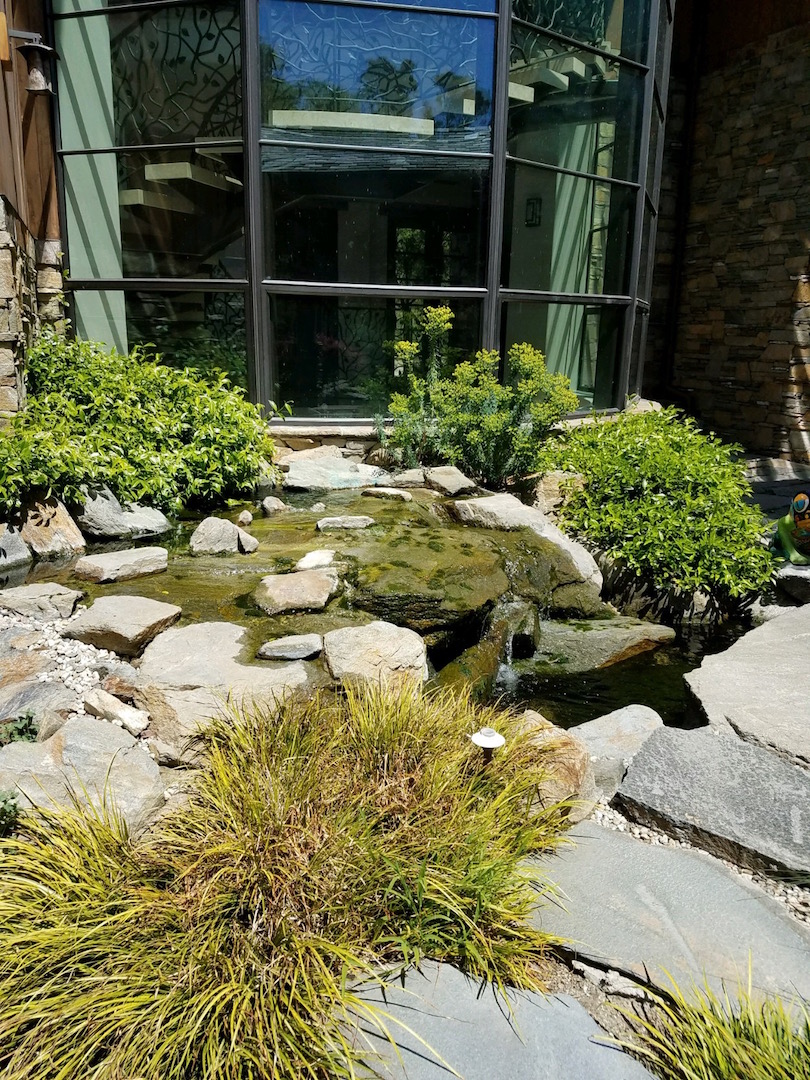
(503, 162, 633, 294)
(259, 0, 495, 151)
(64, 148, 245, 279)
(508, 26, 643, 181)
(269, 295, 481, 415)
(511, 0, 650, 63)
(502, 300, 623, 408)
(262, 150, 489, 285)
(56, 4, 241, 151)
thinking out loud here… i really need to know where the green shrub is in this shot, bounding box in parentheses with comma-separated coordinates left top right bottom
(381, 308, 578, 487)
(0, 684, 567, 1080)
(0, 792, 17, 837)
(0, 712, 38, 747)
(0, 330, 276, 517)
(536, 408, 774, 609)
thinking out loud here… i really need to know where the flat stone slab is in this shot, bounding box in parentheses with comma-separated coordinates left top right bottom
(533, 820, 810, 1002)
(529, 618, 675, 676)
(317, 515, 375, 531)
(775, 563, 810, 603)
(353, 960, 654, 1080)
(361, 487, 413, 502)
(283, 446, 390, 490)
(684, 606, 810, 766)
(424, 465, 478, 497)
(0, 676, 77, 725)
(323, 620, 428, 684)
(83, 686, 149, 736)
(73, 546, 168, 583)
(0, 582, 83, 619)
(388, 468, 427, 488)
(20, 497, 85, 559)
(615, 727, 810, 874)
(257, 634, 323, 660)
(296, 549, 335, 570)
(189, 516, 258, 555)
(0, 523, 32, 572)
(573, 705, 663, 798)
(253, 569, 339, 616)
(64, 595, 181, 656)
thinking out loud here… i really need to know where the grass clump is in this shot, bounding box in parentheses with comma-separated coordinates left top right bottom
(0, 791, 17, 837)
(0, 330, 275, 517)
(537, 408, 774, 612)
(0, 684, 566, 1080)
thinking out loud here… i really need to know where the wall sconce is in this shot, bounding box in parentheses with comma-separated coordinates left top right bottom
(9, 30, 58, 95)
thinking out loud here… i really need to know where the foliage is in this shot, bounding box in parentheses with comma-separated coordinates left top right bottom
(151, 337, 249, 390)
(0, 683, 568, 1080)
(536, 408, 774, 609)
(381, 308, 578, 487)
(623, 977, 810, 1080)
(0, 792, 17, 838)
(0, 330, 276, 517)
(0, 712, 38, 748)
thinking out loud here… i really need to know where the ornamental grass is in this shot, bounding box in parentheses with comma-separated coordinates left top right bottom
(0, 683, 567, 1080)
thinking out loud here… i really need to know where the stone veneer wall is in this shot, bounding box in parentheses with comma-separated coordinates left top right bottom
(0, 196, 64, 423)
(665, 24, 810, 462)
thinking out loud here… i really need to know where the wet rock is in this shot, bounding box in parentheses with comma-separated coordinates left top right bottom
(0, 523, 32, 572)
(525, 617, 675, 677)
(775, 563, 810, 603)
(237, 510, 253, 527)
(74, 546, 168, 583)
(20, 497, 85, 559)
(361, 487, 413, 502)
(64, 595, 181, 657)
(0, 583, 83, 619)
(189, 517, 258, 555)
(296, 549, 335, 570)
(323, 620, 428, 684)
(283, 446, 390, 490)
(74, 486, 171, 539)
(573, 704, 663, 799)
(261, 495, 290, 515)
(257, 634, 323, 661)
(521, 709, 597, 823)
(316, 515, 375, 531)
(83, 686, 150, 736)
(253, 569, 340, 616)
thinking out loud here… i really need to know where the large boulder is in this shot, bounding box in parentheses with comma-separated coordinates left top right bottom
(323, 620, 428, 684)
(0, 715, 164, 833)
(74, 486, 171, 539)
(521, 710, 597, 823)
(525, 617, 675, 677)
(64, 595, 181, 656)
(0, 523, 32, 573)
(19, 497, 85, 559)
(684, 605, 810, 766)
(73, 547, 168, 583)
(189, 517, 258, 555)
(449, 494, 603, 616)
(0, 677, 76, 725)
(0, 582, 83, 619)
(424, 466, 477, 497)
(253, 569, 340, 616)
(573, 704, 663, 798)
(282, 445, 390, 490)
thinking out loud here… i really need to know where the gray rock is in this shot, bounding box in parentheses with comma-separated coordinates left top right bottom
(388, 468, 426, 487)
(424, 465, 478, 497)
(353, 961, 654, 1080)
(73, 546, 168, 583)
(135, 684, 224, 763)
(311, 502, 326, 512)
(19, 497, 85, 559)
(534, 470, 585, 516)
(64, 595, 181, 657)
(0, 715, 164, 834)
(532, 820, 810, 1002)
(775, 563, 810, 603)
(0, 583, 83, 619)
(0, 677, 76, 724)
(83, 687, 150, 735)
(316, 515, 375, 531)
(684, 606, 810, 766)
(361, 487, 413, 502)
(283, 446, 390, 490)
(75, 486, 171, 539)
(615, 726, 810, 874)
(253, 569, 340, 616)
(261, 495, 290, 514)
(237, 510, 253, 527)
(36, 710, 67, 742)
(296, 549, 335, 570)
(323, 620, 428, 684)
(449, 494, 604, 615)
(257, 634, 323, 661)
(526, 618, 675, 676)
(573, 705, 663, 798)
(189, 517, 257, 555)
(521, 710, 597, 824)
(0, 523, 32, 572)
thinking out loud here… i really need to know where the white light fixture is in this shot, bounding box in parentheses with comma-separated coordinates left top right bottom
(470, 726, 505, 765)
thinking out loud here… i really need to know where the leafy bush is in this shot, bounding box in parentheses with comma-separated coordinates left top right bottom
(381, 308, 578, 487)
(0, 684, 567, 1080)
(0, 330, 276, 517)
(0, 792, 17, 837)
(0, 712, 38, 747)
(536, 408, 774, 609)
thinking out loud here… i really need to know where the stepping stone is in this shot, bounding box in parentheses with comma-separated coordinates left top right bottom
(296, 549, 335, 570)
(64, 595, 181, 657)
(684, 605, 810, 766)
(425, 465, 478, 497)
(573, 705, 663, 799)
(775, 563, 810, 603)
(533, 820, 810, 1002)
(253, 569, 340, 616)
(83, 687, 149, 736)
(74, 546, 168, 583)
(0, 523, 32, 572)
(353, 960, 654, 1080)
(323, 620, 427, 684)
(615, 727, 810, 875)
(189, 516, 257, 555)
(261, 495, 290, 514)
(316, 515, 375, 531)
(19, 497, 85, 559)
(75, 486, 171, 539)
(361, 487, 413, 502)
(0, 582, 83, 619)
(529, 617, 675, 675)
(282, 446, 390, 490)
(257, 634, 323, 661)
(388, 468, 426, 487)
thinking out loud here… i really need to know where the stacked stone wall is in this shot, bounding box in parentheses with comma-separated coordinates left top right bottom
(666, 24, 810, 462)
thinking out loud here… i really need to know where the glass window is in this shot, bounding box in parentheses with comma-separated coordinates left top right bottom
(259, 0, 495, 152)
(56, 4, 241, 151)
(502, 300, 624, 408)
(508, 26, 643, 181)
(70, 290, 249, 391)
(268, 294, 482, 415)
(63, 148, 245, 279)
(262, 149, 489, 285)
(512, 0, 650, 64)
(502, 162, 634, 295)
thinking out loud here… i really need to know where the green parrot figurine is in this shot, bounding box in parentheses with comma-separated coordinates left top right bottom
(775, 492, 810, 565)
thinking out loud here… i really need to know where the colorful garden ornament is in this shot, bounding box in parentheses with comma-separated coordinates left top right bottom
(774, 492, 810, 565)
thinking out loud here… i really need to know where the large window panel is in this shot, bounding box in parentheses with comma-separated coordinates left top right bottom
(262, 149, 489, 285)
(56, 3, 241, 151)
(511, 0, 650, 63)
(508, 26, 643, 182)
(502, 300, 624, 408)
(269, 294, 482, 415)
(64, 148, 246, 279)
(259, 0, 495, 152)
